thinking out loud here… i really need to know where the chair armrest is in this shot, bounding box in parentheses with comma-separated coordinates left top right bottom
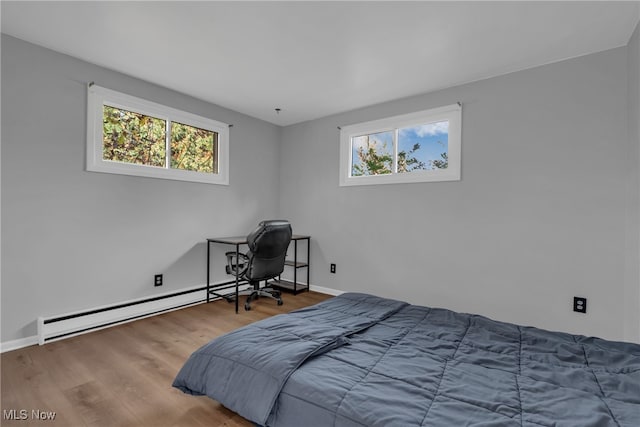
(225, 251, 249, 276)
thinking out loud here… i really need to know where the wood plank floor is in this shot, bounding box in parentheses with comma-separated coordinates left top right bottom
(1, 291, 332, 427)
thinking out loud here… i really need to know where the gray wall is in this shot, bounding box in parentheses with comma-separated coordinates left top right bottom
(280, 46, 636, 342)
(626, 21, 640, 342)
(3, 31, 639, 344)
(1, 35, 282, 342)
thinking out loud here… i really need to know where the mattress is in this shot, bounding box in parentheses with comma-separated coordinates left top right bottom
(173, 293, 640, 426)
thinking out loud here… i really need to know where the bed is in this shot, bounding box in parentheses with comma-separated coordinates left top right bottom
(173, 292, 640, 426)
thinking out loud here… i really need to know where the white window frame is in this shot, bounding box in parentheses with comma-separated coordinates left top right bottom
(339, 103, 461, 186)
(87, 85, 229, 185)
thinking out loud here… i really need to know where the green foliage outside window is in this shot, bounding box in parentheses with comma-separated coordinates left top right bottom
(430, 152, 448, 170)
(103, 106, 166, 167)
(397, 143, 427, 173)
(171, 122, 217, 174)
(352, 135, 393, 176)
(103, 106, 217, 174)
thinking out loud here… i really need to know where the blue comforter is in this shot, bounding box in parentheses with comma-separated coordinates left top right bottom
(173, 293, 640, 426)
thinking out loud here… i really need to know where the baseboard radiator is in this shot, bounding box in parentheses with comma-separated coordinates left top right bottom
(37, 283, 242, 345)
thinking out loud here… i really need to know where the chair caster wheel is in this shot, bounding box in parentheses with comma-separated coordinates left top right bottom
(277, 300, 283, 306)
(244, 303, 251, 311)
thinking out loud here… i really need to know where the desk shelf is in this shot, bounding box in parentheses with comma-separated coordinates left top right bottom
(269, 279, 309, 293)
(271, 235, 310, 295)
(285, 260, 308, 268)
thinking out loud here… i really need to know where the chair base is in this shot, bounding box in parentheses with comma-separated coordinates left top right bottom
(226, 282, 283, 311)
(243, 288, 283, 311)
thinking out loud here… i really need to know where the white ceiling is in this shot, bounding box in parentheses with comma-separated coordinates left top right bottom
(2, 1, 639, 126)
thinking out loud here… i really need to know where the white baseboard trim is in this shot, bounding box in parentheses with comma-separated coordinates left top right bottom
(309, 284, 344, 296)
(0, 335, 38, 353)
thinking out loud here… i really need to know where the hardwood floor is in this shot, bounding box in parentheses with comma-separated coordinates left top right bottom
(1, 291, 332, 427)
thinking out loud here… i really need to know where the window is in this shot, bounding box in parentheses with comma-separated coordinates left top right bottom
(339, 103, 461, 186)
(87, 85, 229, 184)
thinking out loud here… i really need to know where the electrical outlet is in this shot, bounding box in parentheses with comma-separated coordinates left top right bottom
(154, 274, 163, 287)
(573, 297, 586, 313)
(330, 263, 336, 274)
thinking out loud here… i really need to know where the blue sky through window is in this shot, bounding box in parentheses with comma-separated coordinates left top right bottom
(398, 121, 449, 171)
(350, 121, 449, 176)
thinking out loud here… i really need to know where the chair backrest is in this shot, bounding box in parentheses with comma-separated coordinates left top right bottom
(245, 220, 292, 281)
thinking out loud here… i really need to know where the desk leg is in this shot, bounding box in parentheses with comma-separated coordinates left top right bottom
(206, 240, 210, 303)
(294, 239, 298, 294)
(307, 237, 310, 292)
(234, 244, 239, 313)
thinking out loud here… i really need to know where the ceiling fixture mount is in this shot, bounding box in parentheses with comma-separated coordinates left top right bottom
(275, 108, 281, 115)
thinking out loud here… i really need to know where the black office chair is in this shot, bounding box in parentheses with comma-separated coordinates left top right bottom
(225, 220, 292, 311)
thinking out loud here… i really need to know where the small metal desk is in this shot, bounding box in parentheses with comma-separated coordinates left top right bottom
(206, 235, 310, 313)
